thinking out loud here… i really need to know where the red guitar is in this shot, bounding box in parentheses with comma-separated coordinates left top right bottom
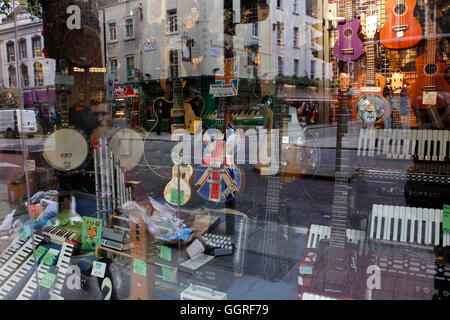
(409, 16, 450, 110)
(380, 0, 423, 49)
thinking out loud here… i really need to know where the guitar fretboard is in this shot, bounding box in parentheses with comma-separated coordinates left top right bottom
(365, 39, 376, 86)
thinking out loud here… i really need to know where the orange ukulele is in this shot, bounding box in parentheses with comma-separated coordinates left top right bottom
(354, 15, 391, 124)
(409, 13, 450, 110)
(380, 0, 423, 49)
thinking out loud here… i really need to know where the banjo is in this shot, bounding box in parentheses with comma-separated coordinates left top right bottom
(42, 65, 90, 172)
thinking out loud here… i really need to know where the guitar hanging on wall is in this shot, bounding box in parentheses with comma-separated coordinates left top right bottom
(354, 15, 391, 124)
(333, 0, 364, 61)
(380, 0, 423, 49)
(193, 58, 242, 203)
(409, 8, 450, 110)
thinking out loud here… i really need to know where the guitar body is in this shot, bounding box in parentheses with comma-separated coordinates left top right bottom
(333, 18, 364, 61)
(354, 73, 391, 123)
(184, 102, 202, 134)
(163, 165, 193, 206)
(380, 0, 423, 49)
(409, 54, 450, 110)
(254, 106, 320, 182)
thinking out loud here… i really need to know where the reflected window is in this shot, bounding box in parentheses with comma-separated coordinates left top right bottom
(32, 36, 41, 58)
(276, 22, 284, 46)
(126, 55, 135, 80)
(108, 21, 117, 42)
(167, 9, 178, 34)
(277, 0, 282, 9)
(8, 66, 16, 87)
(252, 22, 258, 38)
(294, 59, 299, 77)
(293, 0, 299, 13)
(6, 41, 15, 62)
(19, 39, 27, 60)
(21, 64, 29, 88)
(310, 59, 315, 79)
(125, 18, 134, 39)
(109, 58, 119, 82)
(34, 61, 44, 87)
(278, 56, 284, 75)
(293, 27, 299, 48)
(169, 49, 179, 77)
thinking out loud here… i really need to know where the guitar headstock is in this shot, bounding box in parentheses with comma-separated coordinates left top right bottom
(365, 15, 378, 38)
(339, 73, 350, 92)
(390, 72, 404, 94)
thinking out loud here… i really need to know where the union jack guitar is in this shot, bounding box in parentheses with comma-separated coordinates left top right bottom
(194, 58, 242, 203)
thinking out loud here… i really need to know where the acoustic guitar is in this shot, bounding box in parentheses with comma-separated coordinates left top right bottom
(332, 0, 364, 61)
(380, 0, 423, 49)
(354, 15, 391, 124)
(409, 12, 450, 110)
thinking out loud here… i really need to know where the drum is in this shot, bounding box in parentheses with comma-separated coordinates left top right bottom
(43, 128, 90, 171)
(110, 128, 144, 171)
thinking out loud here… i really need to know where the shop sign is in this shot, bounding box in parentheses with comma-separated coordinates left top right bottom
(114, 86, 138, 98)
(144, 41, 157, 52)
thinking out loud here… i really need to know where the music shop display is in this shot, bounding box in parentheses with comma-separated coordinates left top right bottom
(0, 0, 448, 303)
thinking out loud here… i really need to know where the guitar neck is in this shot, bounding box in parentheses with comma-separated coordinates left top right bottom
(366, 38, 376, 86)
(215, 97, 227, 134)
(330, 89, 350, 249)
(344, 0, 353, 21)
(425, 17, 438, 66)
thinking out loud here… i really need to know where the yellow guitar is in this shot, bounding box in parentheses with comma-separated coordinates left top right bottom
(163, 164, 193, 206)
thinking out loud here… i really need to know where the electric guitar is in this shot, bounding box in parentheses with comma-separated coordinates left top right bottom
(193, 88, 242, 203)
(261, 93, 291, 282)
(380, 0, 423, 49)
(311, 73, 362, 297)
(332, 0, 364, 61)
(354, 15, 391, 124)
(409, 11, 450, 110)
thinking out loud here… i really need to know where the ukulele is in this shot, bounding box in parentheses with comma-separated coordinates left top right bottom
(409, 9, 450, 110)
(333, 0, 364, 61)
(380, 0, 423, 49)
(354, 15, 391, 124)
(193, 58, 242, 203)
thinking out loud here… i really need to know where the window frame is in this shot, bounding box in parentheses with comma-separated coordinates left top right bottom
(33, 61, 44, 87)
(126, 55, 135, 80)
(167, 9, 178, 35)
(124, 17, 135, 40)
(108, 21, 118, 42)
(18, 38, 27, 60)
(31, 35, 42, 58)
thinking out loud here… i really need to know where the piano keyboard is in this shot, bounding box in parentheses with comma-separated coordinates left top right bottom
(369, 204, 450, 247)
(0, 236, 28, 267)
(0, 235, 44, 286)
(306, 224, 366, 250)
(0, 251, 38, 299)
(357, 128, 449, 161)
(41, 226, 79, 245)
(49, 241, 75, 299)
(16, 248, 59, 300)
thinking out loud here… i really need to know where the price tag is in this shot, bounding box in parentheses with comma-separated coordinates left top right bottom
(443, 204, 450, 232)
(161, 265, 176, 283)
(422, 91, 437, 105)
(19, 228, 31, 240)
(91, 261, 107, 278)
(170, 189, 185, 205)
(396, 31, 404, 38)
(35, 246, 48, 261)
(41, 249, 58, 266)
(160, 245, 172, 262)
(133, 258, 147, 277)
(39, 272, 56, 289)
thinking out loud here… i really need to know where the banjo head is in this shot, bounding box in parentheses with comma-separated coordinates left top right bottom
(43, 128, 89, 171)
(110, 128, 144, 170)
